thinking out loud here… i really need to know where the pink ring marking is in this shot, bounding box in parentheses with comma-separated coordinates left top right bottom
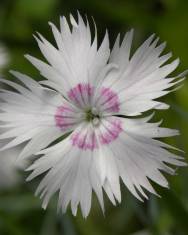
(71, 119, 122, 151)
(55, 105, 76, 131)
(55, 83, 121, 149)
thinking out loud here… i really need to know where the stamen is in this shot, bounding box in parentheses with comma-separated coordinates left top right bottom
(91, 107, 98, 115)
(85, 108, 100, 123)
(92, 117, 100, 126)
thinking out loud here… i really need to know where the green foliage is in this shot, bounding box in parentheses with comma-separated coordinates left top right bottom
(0, 0, 188, 234)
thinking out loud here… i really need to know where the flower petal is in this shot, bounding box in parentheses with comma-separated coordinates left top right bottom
(0, 73, 80, 158)
(102, 33, 187, 115)
(26, 13, 110, 99)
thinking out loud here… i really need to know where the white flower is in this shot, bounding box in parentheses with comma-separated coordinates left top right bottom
(0, 14, 186, 217)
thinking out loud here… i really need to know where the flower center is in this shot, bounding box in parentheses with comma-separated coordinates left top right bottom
(85, 107, 101, 126)
(55, 83, 121, 133)
(85, 109, 98, 122)
(54, 82, 123, 151)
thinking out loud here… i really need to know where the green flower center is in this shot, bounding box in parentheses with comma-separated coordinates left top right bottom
(85, 109, 100, 122)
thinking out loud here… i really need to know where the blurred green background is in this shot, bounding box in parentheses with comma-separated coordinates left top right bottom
(0, 0, 188, 234)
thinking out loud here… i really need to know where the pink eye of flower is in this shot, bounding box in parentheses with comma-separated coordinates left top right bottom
(67, 83, 120, 112)
(55, 83, 122, 150)
(55, 105, 76, 131)
(68, 83, 94, 108)
(70, 119, 123, 151)
(99, 87, 120, 112)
